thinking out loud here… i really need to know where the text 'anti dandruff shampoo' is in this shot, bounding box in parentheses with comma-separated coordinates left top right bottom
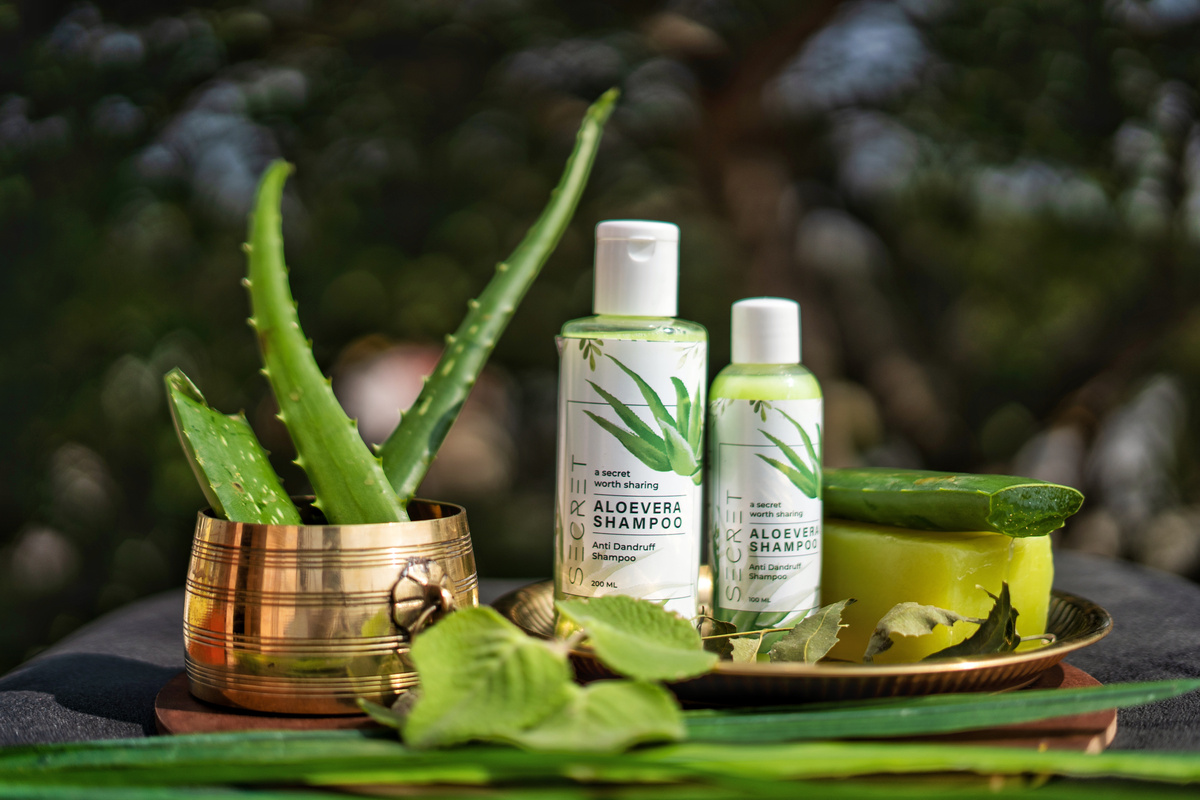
(554, 220, 707, 618)
(708, 297, 823, 648)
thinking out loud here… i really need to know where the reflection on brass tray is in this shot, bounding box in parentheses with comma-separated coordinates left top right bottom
(491, 569, 1113, 706)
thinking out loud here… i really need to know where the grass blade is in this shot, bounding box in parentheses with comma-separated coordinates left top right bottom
(683, 679, 1200, 743)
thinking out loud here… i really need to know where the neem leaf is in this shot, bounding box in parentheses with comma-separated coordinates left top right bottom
(403, 606, 573, 748)
(501, 680, 684, 753)
(925, 583, 1020, 660)
(863, 602, 982, 663)
(556, 596, 718, 681)
(730, 636, 762, 663)
(769, 599, 856, 664)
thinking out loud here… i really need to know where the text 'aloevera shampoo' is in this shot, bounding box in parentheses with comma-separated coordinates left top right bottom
(708, 297, 822, 648)
(554, 220, 707, 618)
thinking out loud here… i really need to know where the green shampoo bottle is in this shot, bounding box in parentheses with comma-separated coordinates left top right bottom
(708, 297, 823, 646)
(554, 220, 707, 618)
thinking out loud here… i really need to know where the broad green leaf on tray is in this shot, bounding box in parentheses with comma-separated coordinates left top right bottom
(730, 636, 763, 663)
(769, 599, 855, 664)
(501, 680, 684, 753)
(925, 583, 1020, 660)
(403, 606, 573, 748)
(863, 602, 981, 663)
(556, 596, 717, 681)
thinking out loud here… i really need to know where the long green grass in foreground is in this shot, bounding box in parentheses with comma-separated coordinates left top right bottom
(2, 729, 1199, 789)
(1, 679, 1197, 794)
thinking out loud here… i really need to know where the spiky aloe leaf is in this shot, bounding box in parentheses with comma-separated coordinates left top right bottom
(164, 368, 301, 525)
(380, 89, 620, 503)
(246, 162, 407, 524)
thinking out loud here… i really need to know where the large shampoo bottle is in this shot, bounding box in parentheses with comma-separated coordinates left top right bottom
(554, 220, 707, 618)
(708, 298, 823, 644)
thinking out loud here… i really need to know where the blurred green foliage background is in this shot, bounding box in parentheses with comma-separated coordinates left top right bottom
(2, 0, 1199, 672)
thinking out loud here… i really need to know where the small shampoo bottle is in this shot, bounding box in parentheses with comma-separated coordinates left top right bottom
(554, 220, 707, 619)
(708, 297, 823, 643)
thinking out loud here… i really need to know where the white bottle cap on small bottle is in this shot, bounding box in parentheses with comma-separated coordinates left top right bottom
(593, 220, 680, 317)
(731, 297, 801, 364)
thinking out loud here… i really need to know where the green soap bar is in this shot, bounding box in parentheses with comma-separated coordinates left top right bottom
(822, 519, 1053, 664)
(823, 468, 1084, 538)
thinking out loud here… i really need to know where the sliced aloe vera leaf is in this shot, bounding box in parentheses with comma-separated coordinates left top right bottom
(164, 368, 300, 525)
(823, 468, 1084, 537)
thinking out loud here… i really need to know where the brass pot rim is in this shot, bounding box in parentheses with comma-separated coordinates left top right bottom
(197, 496, 466, 528)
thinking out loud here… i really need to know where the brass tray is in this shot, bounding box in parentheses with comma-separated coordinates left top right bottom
(493, 574, 1113, 706)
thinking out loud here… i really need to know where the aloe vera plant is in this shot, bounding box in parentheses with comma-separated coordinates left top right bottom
(584, 355, 704, 484)
(166, 89, 618, 523)
(756, 408, 821, 499)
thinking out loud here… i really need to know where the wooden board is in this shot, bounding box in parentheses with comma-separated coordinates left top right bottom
(154, 673, 378, 735)
(156, 662, 1116, 751)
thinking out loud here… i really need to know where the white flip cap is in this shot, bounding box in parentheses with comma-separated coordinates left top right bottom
(731, 297, 801, 364)
(593, 220, 680, 317)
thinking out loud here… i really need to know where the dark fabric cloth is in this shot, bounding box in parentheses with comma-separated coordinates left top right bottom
(0, 556, 1197, 749)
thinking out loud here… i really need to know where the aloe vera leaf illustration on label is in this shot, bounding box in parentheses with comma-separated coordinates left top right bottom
(755, 407, 822, 499)
(583, 355, 704, 484)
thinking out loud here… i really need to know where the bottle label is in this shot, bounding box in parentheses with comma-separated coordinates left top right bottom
(708, 397, 822, 627)
(555, 336, 706, 618)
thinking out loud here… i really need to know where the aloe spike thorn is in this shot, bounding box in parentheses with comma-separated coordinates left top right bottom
(380, 88, 620, 503)
(246, 161, 408, 524)
(163, 368, 301, 525)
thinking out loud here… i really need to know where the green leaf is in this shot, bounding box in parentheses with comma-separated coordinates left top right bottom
(402, 607, 574, 748)
(582, 410, 671, 471)
(501, 681, 684, 753)
(556, 596, 717, 681)
(683, 679, 1200, 743)
(768, 599, 855, 664)
(587, 380, 667, 452)
(925, 583, 1020, 660)
(863, 602, 981, 663)
(163, 368, 301, 525)
(700, 618, 737, 659)
(730, 636, 763, 663)
(381, 89, 618, 503)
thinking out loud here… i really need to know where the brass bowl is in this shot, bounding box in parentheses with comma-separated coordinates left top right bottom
(493, 570, 1112, 706)
(183, 499, 478, 715)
